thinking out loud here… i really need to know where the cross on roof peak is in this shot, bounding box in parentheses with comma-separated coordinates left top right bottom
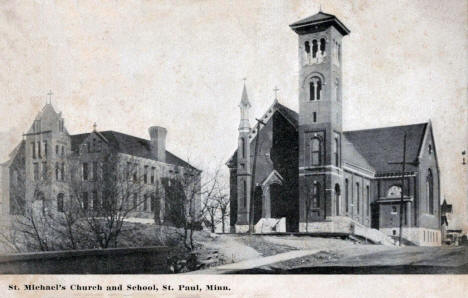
(273, 86, 279, 100)
(46, 90, 53, 104)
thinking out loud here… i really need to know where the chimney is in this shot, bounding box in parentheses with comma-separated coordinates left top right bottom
(148, 126, 167, 162)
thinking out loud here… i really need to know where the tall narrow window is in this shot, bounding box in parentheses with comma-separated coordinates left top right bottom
(313, 182, 320, 208)
(151, 167, 155, 184)
(33, 162, 39, 181)
(356, 183, 360, 214)
(309, 82, 315, 101)
(61, 162, 65, 181)
(334, 136, 339, 167)
(144, 165, 148, 183)
(243, 180, 247, 208)
(312, 39, 318, 58)
(304, 41, 310, 63)
(44, 141, 48, 158)
(82, 192, 88, 210)
(427, 169, 434, 214)
(143, 195, 148, 211)
(241, 138, 246, 158)
(55, 162, 60, 180)
(37, 141, 41, 158)
(56, 144, 59, 155)
(335, 78, 340, 101)
(345, 179, 349, 213)
(57, 193, 64, 212)
(92, 161, 97, 181)
(366, 185, 370, 216)
(335, 184, 341, 216)
(61, 145, 65, 156)
(82, 162, 89, 181)
(133, 164, 138, 182)
(133, 193, 138, 209)
(31, 142, 36, 159)
(319, 38, 326, 56)
(310, 137, 321, 166)
(42, 162, 47, 180)
(313, 112, 317, 122)
(92, 190, 98, 210)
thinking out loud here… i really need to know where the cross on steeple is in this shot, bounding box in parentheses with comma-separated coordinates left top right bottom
(273, 86, 279, 100)
(47, 90, 53, 104)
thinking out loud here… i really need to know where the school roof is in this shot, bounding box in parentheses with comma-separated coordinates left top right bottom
(70, 131, 196, 170)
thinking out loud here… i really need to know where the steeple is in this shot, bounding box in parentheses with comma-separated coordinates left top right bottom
(239, 82, 251, 131)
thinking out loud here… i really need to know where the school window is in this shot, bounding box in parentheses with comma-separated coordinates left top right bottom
(82, 162, 89, 181)
(33, 162, 39, 181)
(92, 161, 98, 181)
(133, 193, 138, 209)
(92, 190, 98, 210)
(55, 163, 60, 180)
(61, 145, 65, 156)
(42, 162, 47, 179)
(56, 144, 59, 155)
(312, 182, 320, 208)
(151, 167, 155, 184)
(82, 192, 88, 210)
(143, 195, 148, 211)
(31, 142, 36, 159)
(44, 141, 48, 158)
(57, 193, 64, 212)
(60, 162, 65, 181)
(144, 166, 148, 184)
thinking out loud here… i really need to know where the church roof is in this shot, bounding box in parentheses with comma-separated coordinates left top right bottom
(70, 131, 197, 170)
(227, 102, 429, 176)
(343, 123, 428, 174)
(290, 12, 350, 36)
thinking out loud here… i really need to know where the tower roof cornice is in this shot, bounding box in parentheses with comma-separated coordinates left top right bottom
(290, 11, 350, 36)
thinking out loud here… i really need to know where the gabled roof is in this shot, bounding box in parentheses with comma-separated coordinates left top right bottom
(290, 12, 350, 36)
(343, 123, 428, 174)
(226, 101, 298, 167)
(70, 131, 197, 170)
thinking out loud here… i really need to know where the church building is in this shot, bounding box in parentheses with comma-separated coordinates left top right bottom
(227, 12, 441, 246)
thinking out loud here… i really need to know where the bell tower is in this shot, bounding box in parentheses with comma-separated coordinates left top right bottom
(290, 12, 350, 230)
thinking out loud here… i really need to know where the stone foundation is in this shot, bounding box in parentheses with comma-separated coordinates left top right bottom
(380, 227, 441, 246)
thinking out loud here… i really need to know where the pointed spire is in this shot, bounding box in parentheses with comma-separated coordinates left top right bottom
(240, 78, 251, 107)
(239, 79, 251, 131)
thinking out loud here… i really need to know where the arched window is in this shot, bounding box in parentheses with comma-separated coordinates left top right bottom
(313, 182, 320, 208)
(345, 179, 349, 213)
(335, 184, 341, 216)
(427, 169, 434, 214)
(312, 39, 318, 58)
(304, 41, 310, 63)
(308, 77, 322, 101)
(310, 137, 321, 166)
(320, 38, 326, 56)
(57, 193, 64, 212)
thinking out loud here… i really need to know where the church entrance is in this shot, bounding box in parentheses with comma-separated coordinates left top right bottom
(270, 183, 298, 232)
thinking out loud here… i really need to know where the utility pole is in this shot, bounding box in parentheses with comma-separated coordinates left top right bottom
(249, 118, 266, 234)
(388, 133, 418, 246)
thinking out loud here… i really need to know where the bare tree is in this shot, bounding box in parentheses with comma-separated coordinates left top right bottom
(68, 152, 149, 248)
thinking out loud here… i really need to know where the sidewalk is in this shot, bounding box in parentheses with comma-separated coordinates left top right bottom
(190, 249, 319, 274)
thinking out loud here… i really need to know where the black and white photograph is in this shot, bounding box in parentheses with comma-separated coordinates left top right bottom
(0, 0, 466, 296)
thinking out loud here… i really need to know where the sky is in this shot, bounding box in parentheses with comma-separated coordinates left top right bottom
(0, 0, 466, 228)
